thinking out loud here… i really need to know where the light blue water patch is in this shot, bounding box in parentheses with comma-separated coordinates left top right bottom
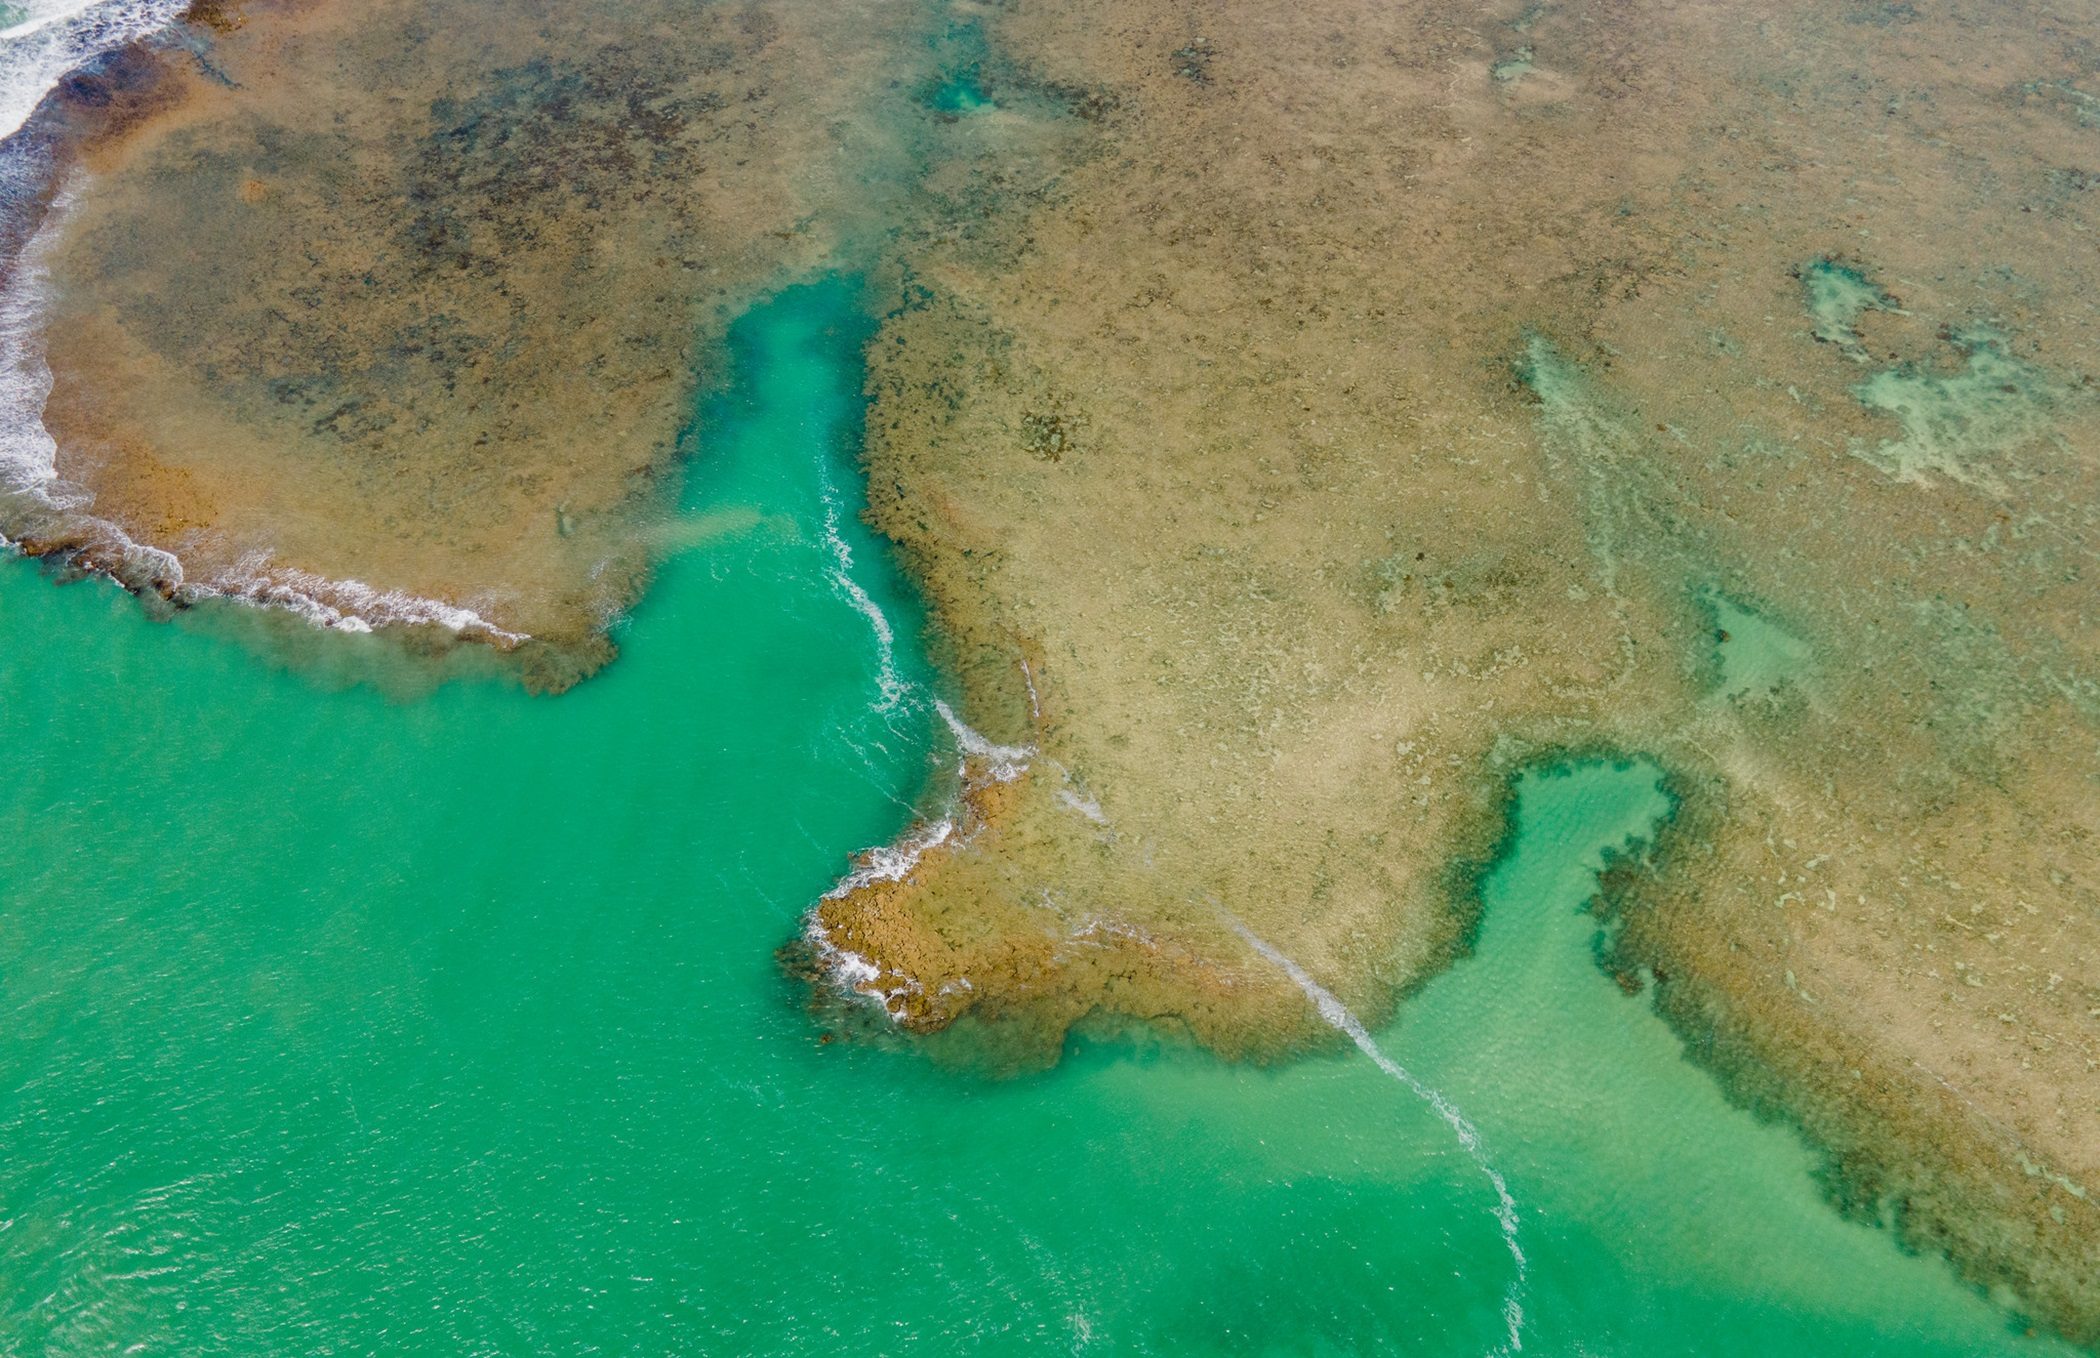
(1706, 591, 1813, 700)
(1490, 46, 1535, 83)
(915, 16, 997, 115)
(1802, 257, 1899, 350)
(925, 63, 993, 113)
(1794, 259, 2062, 493)
(1852, 329, 2058, 493)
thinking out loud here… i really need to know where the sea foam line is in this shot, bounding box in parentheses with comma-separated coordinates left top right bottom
(816, 485, 907, 710)
(207, 554, 528, 644)
(0, 189, 530, 644)
(0, 182, 188, 589)
(933, 697, 1032, 783)
(1228, 917, 1528, 1356)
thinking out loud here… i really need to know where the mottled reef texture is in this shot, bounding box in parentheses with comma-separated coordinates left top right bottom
(11, 0, 2100, 1341)
(822, 0, 2100, 1341)
(1, 0, 951, 684)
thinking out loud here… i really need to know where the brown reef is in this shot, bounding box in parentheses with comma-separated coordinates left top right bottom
(5, 0, 2098, 1340)
(805, 0, 2100, 1341)
(0, 0, 950, 686)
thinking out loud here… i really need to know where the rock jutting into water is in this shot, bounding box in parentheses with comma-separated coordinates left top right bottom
(4, 0, 2099, 1344)
(814, 0, 2100, 1342)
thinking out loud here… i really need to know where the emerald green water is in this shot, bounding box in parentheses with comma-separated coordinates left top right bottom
(0, 282, 2077, 1355)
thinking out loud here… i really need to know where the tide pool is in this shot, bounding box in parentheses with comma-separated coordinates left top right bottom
(1705, 592, 1812, 701)
(0, 284, 2075, 1354)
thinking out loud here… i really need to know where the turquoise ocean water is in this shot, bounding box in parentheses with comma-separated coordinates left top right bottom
(0, 276, 2080, 1354)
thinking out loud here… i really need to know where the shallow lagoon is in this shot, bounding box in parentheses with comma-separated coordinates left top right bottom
(0, 281, 2077, 1353)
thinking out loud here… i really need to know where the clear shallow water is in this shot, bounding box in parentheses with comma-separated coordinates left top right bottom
(1706, 593, 1812, 701)
(0, 283, 2077, 1355)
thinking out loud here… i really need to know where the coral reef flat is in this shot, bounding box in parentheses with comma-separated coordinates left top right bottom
(3, 0, 2098, 1343)
(3, 0, 944, 681)
(825, 0, 2100, 1338)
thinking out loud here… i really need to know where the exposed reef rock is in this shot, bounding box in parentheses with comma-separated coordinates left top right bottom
(0, 0, 954, 682)
(805, 0, 2100, 1340)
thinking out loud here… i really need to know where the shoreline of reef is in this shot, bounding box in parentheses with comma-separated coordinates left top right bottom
(0, 3, 571, 677)
(1589, 763, 2100, 1347)
(780, 0, 2100, 1340)
(0, 0, 2092, 1344)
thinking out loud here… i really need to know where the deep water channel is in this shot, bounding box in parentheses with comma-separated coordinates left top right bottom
(0, 283, 2078, 1354)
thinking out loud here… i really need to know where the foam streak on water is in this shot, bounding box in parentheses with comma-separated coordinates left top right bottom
(1228, 917, 1529, 1356)
(932, 697, 1031, 783)
(210, 554, 529, 645)
(817, 484, 908, 710)
(0, 183, 86, 503)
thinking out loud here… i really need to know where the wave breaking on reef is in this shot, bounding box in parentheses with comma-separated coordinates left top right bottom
(0, 40, 533, 647)
(0, 0, 183, 144)
(209, 555, 530, 643)
(799, 694, 1037, 1021)
(817, 480, 908, 710)
(802, 817, 956, 1018)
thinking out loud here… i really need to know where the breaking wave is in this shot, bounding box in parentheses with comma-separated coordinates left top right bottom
(0, 103, 531, 644)
(933, 697, 1031, 783)
(816, 481, 908, 710)
(0, 0, 185, 146)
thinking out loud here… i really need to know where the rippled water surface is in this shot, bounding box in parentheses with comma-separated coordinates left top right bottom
(1, 270, 2078, 1353)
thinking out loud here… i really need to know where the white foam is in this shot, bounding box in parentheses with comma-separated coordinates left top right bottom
(801, 911, 910, 1017)
(804, 913, 881, 987)
(1055, 786, 1106, 824)
(200, 553, 529, 645)
(1019, 653, 1042, 722)
(1228, 917, 1528, 1356)
(1069, 915, 1153, 947)
(0, 176, 74, 503)
(822, 817, 954, 900)
(803, 817, 966, 1020)
(0, 0, 186, 146)
(0, 184, 190, 592)
(934, 696, 1032, 783)
(817, 486, 908, 710)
